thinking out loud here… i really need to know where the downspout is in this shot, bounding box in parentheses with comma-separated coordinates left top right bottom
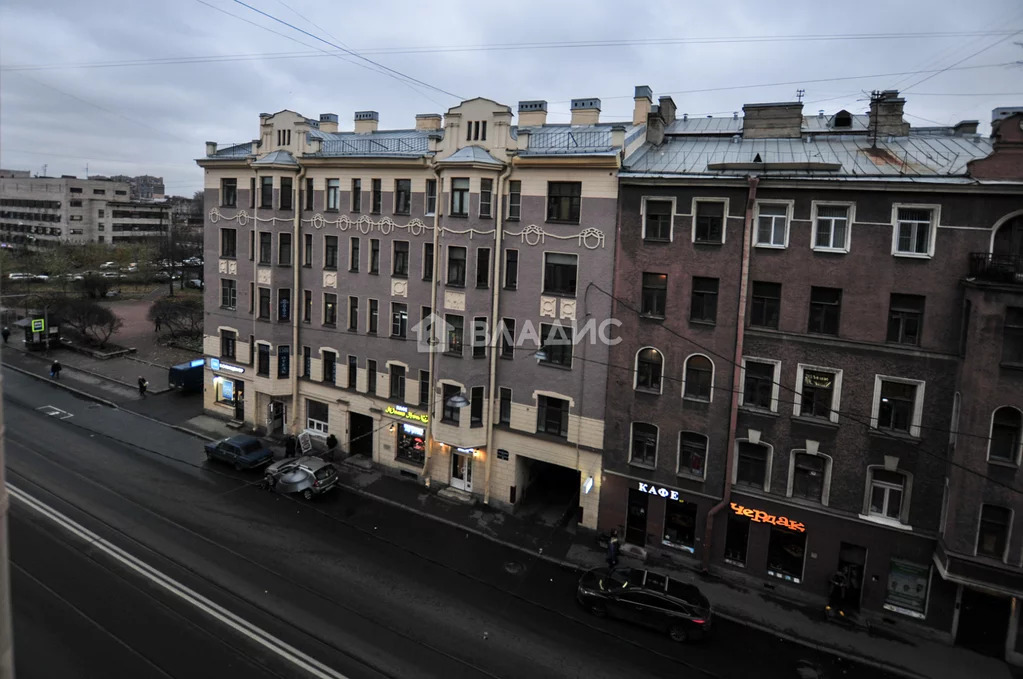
(483, 161, 513, 505)
(701, 175, 758, 573)
(421, 162, 443, 486)
(290, 165, 305, 435)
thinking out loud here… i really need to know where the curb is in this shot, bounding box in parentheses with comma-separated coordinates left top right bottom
(5, 351, 172, 395)
(2, 362, 119, 409)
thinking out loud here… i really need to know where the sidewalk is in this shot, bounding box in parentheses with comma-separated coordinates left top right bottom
(1, 307, 1011, 679)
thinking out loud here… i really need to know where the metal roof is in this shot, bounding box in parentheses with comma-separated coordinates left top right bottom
(438, 145, 503, 165)
(306, 129, 434, 157)
(213, 143, 253, 158)
(516, 123, 639, 157)
(253, 150, 298, 165)
(663, 113, 871, 135)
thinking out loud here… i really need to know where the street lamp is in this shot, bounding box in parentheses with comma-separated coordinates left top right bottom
(445, 392, 470, 408)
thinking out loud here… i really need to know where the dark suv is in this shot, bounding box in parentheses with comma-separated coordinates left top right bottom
(576, 567, 712, 642)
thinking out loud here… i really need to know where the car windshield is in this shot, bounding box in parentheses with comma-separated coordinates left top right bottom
(238, 440, 263, 454)
(667, 580, 709, 608)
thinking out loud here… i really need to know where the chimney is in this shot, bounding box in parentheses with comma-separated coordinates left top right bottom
(645, 111, 665, 146)
(318, 113, 338, 133)
(354, 110, 379, 134)
(953, 120, 979, 137)
(657, 96, 677, 124)
(415, 113, 442, 131)
(205, 141, 217, 157)
(611, 123, 626, 148)
(518, 100, 547, 127)
(868, 90, 909, 137)
(570, 98, 600, 125)
(633, 86, 653, 125)
(742, 102, 803, 139)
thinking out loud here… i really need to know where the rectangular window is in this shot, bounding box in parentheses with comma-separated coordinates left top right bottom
(499, 387, 512, 425)
(307, 399, 328, 433)
(690, 277, 719, 323)
(742, 361, 776, 410)
(442, 384, 461, 424)
(324, 235, 338, 269)
(641, 273, 667, 317)
(630, 423, 658, 466)
(792, 454, 825, 502)
(303, 290, 312, 323)
(767, 528, 806, 583)
(504, 250, 518, 289)
(370, 238, 380, 274)
(479, 179, 493, 218)
(724, 513, 750, 566)
(476, 248, 490, 288)
(977, 505, 1011, 559)
(347, 356, 358, 389)
(278, 232, 292, 266)
(539, 323, 573, 367)
(887, 294, 924, 345)
(260, 176, 274, 209)
(326, 178, 340, 211)
(394, 179, 411, 215)
(895, 207, 934, 256)
(351, 178, 361, 212)
(736, 441, 768, 489)
(349, 237, 360, 272)
(799, 369, 836, 419)
(390, 365, 406, 401)
(543, 253, 577, 296)
(470, 386, 484, 426)
(280, 177, 293, 210)
(472, 317, 487, 358)
(302, 346, 311, 377)
(500, 319, 515, 359)
(547, 182, 581, 222)
(249, 231, 255, 260)
(371, 179, 382, 214)
(368, 299, 379, 334)
(304, 178, 313, 211)
(869, 470, 905, 520)
(249, 177, 256, 209)
(814, 204, 849, 251)
(221, 178, 237, 208)
(348, 296, 359, 331)
(447, 246, 467, 286)
(367, 360, 377, 395)
(277, 288, 291, 321)
(220, 279, 237, 309)
(643, 199, 672, 241)
(393, 241, 409, 276)
(451, 178, 469, 217)
(257, 344, 271, 376)
(808, 286, 841, 335)
(220, 330, 236, 359)
(258, 232, 272, 264)
(1003, 307, 1023, 364)
(303, 233, 312, 266)
(664, 501, 698, 553)
(257, 288, 271, 319)
(322, 351, 337, 384)
(425, 179, 437, 215)
(507, 180, 521, 220)
(422, 243, 434, 281)
(678, 433, 706, 477)
(249, 282, 254, 312)
(756, 203, 788, 247)
(537, 396, 569, 437)
(445, 314, 464, 354)
(277, 345, 290, 378)
(419, 370, 430, 406)
(391, 303, 408, 338)
(694, 200, 724, 243)
(750, 281, 781, 329)
(323, 293, 337, 326)
(877, 380, 918, 434)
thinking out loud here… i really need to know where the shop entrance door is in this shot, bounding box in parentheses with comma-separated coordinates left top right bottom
(451, 453, 472, 492)
(268, 400, 286, 435)
(234, 381, 245, 421)
(626, 488, 648, 546)
(956, 587, 1010, 658)
(837, 543, 867, 610)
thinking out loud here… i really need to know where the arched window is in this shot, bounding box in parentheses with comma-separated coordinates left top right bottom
(989, 406, 1023, 463)
(630, 422, 658, 467)
(635, 347, 663, 392)
(683, 355, 713, 401)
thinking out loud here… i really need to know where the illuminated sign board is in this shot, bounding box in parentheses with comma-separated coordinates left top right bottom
(385, 404, 429, 424)
(637, 482, 685, 503)
(209, 358, 245, 374)
(455, 447, 476, 456)
(401, 423, 426, 437)
(189, 358, 205, 368)
(730, 502, 805, 532)
(30, 319, 45, 333)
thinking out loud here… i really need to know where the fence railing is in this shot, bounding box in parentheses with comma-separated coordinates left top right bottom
(969, 253, 1023, 284)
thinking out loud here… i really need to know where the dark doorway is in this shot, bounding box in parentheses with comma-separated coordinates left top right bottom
(956, 587, 1010, 658)
(268, 400, 285, 436)
(837, 543, 867, 611)
(349, 412, 374, 457)
(515, 457, 580, 527)
(626, 488, 649, 546)
(234, 381, 245, 421)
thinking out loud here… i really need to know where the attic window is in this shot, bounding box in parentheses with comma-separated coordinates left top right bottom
(833, 111, 852, 129)
(277, 129, 292, 146)
(466, 121, 487, 142)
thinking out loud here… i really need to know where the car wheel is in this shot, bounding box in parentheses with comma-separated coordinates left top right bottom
(588, 603, 607, 618)
(668, 624, 688, 643)
(302, 489, 314, 501)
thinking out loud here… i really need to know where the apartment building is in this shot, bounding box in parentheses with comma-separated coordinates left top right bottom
(601, 91, 1023, 662)
(198, 94, 645, 527)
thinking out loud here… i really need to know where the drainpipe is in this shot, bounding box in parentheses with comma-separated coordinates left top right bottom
(290, 165, 306, 435)
(421, 162, 443, 487)
(483, 161, 514, 505)
(701, 175, 758, 573)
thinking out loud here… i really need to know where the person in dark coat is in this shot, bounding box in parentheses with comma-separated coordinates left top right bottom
(285, 435, 297, 458)
(50, 360, 61, 379)
(1, 327, 9, 344)
(138, 376, 148, 398)
(606, 529, 620, 571)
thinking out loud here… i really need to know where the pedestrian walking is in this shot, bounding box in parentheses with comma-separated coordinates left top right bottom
(606, 529, 620, 571)
(50, 360, 61, 380)
(138, 376, 148, 398)
(154, 316, 162, 332)
(1, 327, 9, 344)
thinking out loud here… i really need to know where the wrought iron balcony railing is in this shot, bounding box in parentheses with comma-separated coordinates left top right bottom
(969, 252, 1023, 284)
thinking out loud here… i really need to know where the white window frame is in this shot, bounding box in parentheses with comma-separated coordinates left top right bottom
(792, 364, 843, 424)
(785, 449, 833, 506)
(425, 179, 437, 216)
(677, 431, 708, 480)
(986, 405, 1023, 465)
(633, 345, 665, 394)
(305, 399, 329, 434)
(732, 438, 774, 493)
(890, 203, 940, 259)
(739, 357, 782, 413)
(641, 196, 676, 242)
(860, 465, 913, 529)
(974, 504, 1013, 562)
(681, 353, 715, 403)
(870, 375, 926, 438)
(690, 197, 729, 245)
(629, 421, 659, 469)
(753, 200, 793, 249)
(810, 200, 854, 253)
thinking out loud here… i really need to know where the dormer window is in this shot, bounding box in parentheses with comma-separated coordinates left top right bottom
(466, 121, 487, 142)
(276, 129, 291, 146)
(832, 111, 852, 129)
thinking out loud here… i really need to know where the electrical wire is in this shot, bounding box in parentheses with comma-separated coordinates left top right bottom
(900, 27, 1023, 93)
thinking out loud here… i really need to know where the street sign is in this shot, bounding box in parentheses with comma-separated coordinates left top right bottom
(298, 432, 312, 454)
(30, 319, 44, 333)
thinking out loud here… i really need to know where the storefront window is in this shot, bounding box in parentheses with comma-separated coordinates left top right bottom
(724, 512, 750, 566)
(215, 378, 235, 405)
(396, 422, 426, 466)
(767, 527, 806, 583)
(663, 502, 697, 553)
(883, 559, 929, 619)
(306, 399, 328, 434)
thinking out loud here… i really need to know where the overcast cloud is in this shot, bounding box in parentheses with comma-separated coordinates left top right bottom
(1, 0, 1021, 195)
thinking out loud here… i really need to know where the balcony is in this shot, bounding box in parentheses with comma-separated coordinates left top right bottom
(969, 253, 1023, 285)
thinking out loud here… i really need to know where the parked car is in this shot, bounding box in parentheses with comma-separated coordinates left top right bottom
(7, 273, 32, 280)
(186, 278, 204, 289)
(204, 435, 274, 471)
(576, 567, 713, 643)
(263, 455, 339, 500)
(99, 261, 117, 269)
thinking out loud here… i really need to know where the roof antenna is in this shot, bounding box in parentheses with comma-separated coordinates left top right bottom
(796, 89, 805, 102)
(869, 90, 882, 149)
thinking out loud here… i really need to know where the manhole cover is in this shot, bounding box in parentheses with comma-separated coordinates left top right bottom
(503, 561, 523, 574)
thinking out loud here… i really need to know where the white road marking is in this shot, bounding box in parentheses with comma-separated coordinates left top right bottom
(36, 405, 73, 420)
(8, 483, 351, 679)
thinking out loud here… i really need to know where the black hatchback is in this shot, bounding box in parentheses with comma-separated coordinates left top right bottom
(576, 567, 712, 642)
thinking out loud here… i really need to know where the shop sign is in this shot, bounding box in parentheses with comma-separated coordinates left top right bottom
(209, 358, 245, 374)
(455, 447, 476, 456)
(386, 404, 429, 424)
(637, 482, 685, 503)
(803, 371, 833, 388)
(883, 559, 928, 619)
(730, 502, 805, 532)
(402, 423, 426, 437)
(220, 379, 234, 401)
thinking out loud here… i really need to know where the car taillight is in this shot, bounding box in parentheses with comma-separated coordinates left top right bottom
(692, 619, 706, 625)
(313, 480, 319, 487)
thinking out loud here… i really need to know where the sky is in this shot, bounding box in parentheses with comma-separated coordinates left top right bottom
(1, 0, 1021, 196)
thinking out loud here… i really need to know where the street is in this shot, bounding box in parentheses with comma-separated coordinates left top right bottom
(5, 366, 897, 679)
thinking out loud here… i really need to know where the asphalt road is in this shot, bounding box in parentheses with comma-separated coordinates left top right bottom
(4, 366, 898, 679)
